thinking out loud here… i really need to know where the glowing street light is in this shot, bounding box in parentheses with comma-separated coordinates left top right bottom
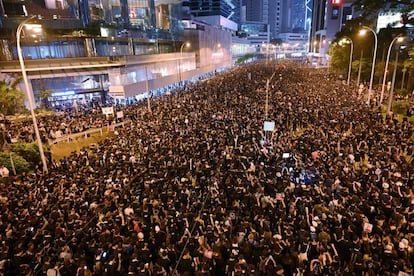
(212, 43, 223, 68)
(359, 26, 377, 105)
(212, 43, 222, 57)
(215, 43, 221, 52)
(380, 36, 404, 105)
(17, 16, 48, 173)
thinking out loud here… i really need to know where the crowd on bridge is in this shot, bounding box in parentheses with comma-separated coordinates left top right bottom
(0, 63, 413, 275)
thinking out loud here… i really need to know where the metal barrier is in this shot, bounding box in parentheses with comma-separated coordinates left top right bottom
(50, 120, 131, 144)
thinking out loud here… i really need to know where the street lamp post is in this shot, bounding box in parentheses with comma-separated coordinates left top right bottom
(265, 71, 276, 119)
(266, 24, 270, 65)
(17, 16, 48, 174)
(215, 43, 221, 51)
(145, 66, 152, 113)
(179, 42, 190, 84)
(341, 36, 354, 86)
(265, 79, 270, 119)
(359, 26, 378, 105)
(356, 49, 363, 89)
(380, 36, 404, 105)
(387, 48, 400, 114)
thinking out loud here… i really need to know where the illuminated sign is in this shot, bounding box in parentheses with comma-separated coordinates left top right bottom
(332, 6, 340, 19)
(376, 12, 403, 31)
(52, 91, 75, 97)
(332, 0, 341, 4)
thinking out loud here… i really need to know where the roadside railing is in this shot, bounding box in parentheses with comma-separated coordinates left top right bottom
(50, 120, 132, 144)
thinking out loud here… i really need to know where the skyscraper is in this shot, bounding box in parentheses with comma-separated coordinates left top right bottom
(183, 0, 240, 31)
(0, 0, 184, 31)
(243, 0, 267, 22)
(267, 0, 286, 38)
(310, 0, 357, 60)
(242, 0, 312, 41)
(272, 0, 312, 35)
(239, 0, 269, 44)
(291, 0, 309, 32)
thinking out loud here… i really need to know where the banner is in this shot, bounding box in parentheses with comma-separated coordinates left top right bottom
(116, 111, 124, 119)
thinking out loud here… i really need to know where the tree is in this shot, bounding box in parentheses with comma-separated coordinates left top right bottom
(331, 0, 414, 89)
(352, 0, 414, 93)
(0, 78, 26, 115)
(12, 142, 49, 168)
(352, 58, 371, 83)
(0, 152, 30, 174)
(329, 42, 350, 75)
(36, 89, 53, 109)
(329, 18, 372, 78)
(236, 54, 255, 64)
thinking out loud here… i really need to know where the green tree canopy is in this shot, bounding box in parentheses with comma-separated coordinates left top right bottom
(0, 152, 30, 174)
(331, 0, 414, 91)
(352, 0, 414, 91)
(329, 41, 351, 75)
(0, 78, 26, 115)
(236, 54, 255, 64)
(36, 89, 53, 109)
(12, 142, 44, 167)
(352, 58, 372, 84)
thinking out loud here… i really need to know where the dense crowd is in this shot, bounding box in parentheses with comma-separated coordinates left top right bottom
(0, 73, 218, 147)
(0, 64, 413, 275)
(1, 108, 108, 144)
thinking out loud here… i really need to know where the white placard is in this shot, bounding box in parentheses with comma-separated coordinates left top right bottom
(263, 121, 275, 131)
(363, 222, 373, 233)
(102, 107, 114, 115)
(116, 111, 124, 118)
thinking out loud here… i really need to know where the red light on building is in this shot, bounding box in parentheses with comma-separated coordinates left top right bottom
(332, 0, 341, 4)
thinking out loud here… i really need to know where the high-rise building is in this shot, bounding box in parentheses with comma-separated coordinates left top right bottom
(183, 0, 240, 31)
(0, 0, 235, 104)
(310, 0, 358, 62)
(270, 0, 311, 42)
(243, 0, 267, 22)
(0, 0, 184, 31)
(290, 0, 311, 32)
(239, 0, 269, 45)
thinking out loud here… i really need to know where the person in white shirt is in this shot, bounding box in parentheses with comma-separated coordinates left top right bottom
(0, 165, 9, 178)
